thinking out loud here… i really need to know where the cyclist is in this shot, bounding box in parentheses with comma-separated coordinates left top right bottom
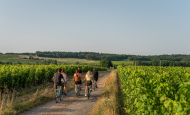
(73, 69, 81, 95)
(78, 67, 83, 90)
(52, 69, 65, 96)
(61, 69, 69, 95)
(92, 68, 99, 88)
(84, 71, 94, 96)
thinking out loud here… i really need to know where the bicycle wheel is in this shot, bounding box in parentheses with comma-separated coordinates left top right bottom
(60, 87, 63, 101)
(55, 90, 58, 103)
(94, 83, 96, 91)
(60, 94, 64, 101)
(87, 87, 90, 99)
(77, 86, 80, 97)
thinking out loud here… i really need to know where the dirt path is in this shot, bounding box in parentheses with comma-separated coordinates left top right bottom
(20, 71, 111, 115)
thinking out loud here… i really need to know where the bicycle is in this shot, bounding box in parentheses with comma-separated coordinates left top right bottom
(54, 86, 63, 103)
(93, 80, 96, 91)
(87, 84, 91, 99)
(76, 84, 80, 97)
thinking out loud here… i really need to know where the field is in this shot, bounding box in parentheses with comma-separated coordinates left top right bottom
(117, 66, 190, 114)
(0, 54, 133, 66)
(35, 56, 99, 65)
(93, 60, 133, 66)
(0, 54, 98, 65)
(0, 54, 43, 64)
(0, 64, 108, 114)
(0, 65, 107, 92)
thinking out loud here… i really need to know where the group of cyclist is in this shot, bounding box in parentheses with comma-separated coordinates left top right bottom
(52, 67, 99, 97)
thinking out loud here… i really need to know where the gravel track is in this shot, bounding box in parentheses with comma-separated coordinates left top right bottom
(20, 71, 111, 115)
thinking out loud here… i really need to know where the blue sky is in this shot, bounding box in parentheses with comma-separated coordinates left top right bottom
(0, 0, 190, 55)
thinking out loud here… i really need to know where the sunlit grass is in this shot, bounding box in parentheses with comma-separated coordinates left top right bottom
(89, 70, 125, 115)
(0, 76, 75, 115)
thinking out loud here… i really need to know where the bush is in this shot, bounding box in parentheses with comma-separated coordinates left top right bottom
(100, 58, 113, 68)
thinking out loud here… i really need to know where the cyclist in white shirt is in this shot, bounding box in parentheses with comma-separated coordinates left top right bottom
(61, 69, 69, 95)
(84, 71, 94, 96)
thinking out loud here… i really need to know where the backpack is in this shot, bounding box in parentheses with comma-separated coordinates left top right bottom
(75, 73, 80, 82)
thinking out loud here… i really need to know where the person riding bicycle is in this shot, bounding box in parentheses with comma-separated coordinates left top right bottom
(61, 69, 69, 95)
(52, 68, 65, 96)
(84, 71, 94, 96)
(78, 67, 83, 90)
(92, 68, 99, 88)
(73, 69, 81, 95)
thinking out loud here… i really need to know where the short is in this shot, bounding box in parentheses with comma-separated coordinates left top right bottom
(64, 81, 67, 85)
(94, 77, 98, 82)
(75, 82, 80, 85)
(79, 80, 82, 84)
(85, 80, 92, 86)
(54, 83, 64, 89)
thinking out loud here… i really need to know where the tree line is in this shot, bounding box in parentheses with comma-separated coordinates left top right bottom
(3, 51, 190, 62)
(135, 60, 190, 67)
(0, 59, 57, 65)
(35, 51, 128, 61)
(35, 51, 190, 61)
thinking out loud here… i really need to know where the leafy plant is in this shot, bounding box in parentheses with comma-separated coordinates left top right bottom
(117, 66, 190, 115)
(0, 65, 107, 93)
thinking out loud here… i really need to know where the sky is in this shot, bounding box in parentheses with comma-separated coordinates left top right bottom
(0, 0, 190, 55)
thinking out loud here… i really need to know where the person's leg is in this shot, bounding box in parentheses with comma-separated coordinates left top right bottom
(85, 85, 87, 96)
(64, 81, 67, 94)
(64, 85, 66, 93)
(54, 83, 57, 95)
(80, 80, 82, 90)
(54, 83, 56, 89)
(61, 83, 64, 95)
(90, 81, 92, 89)
(75, 84, 77, 94)
(95, 80, 98, 88)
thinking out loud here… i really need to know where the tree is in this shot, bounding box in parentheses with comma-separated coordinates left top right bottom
(75, 61, 80, 65)
(29, 56, 33, 59)
(17, 62, 22, 64)
(100, 58, 113, 68)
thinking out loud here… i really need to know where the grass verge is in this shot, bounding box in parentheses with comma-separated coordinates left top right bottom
(89, 70, 126, 115)
(0, 76, 75, 115)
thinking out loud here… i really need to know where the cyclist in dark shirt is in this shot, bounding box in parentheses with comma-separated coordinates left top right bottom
(78, 67, 82, 74)
(52, 68, 65, 95)
(78, 67, 83, 90)
(92, 68, 99, 88)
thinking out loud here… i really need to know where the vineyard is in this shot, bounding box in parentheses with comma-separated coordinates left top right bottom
(117, 66, 190, 114)
(0, 65, 107, 92)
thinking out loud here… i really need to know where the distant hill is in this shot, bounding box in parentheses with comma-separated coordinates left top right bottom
(4, 51, 190, 61)
(36, 51, 190, 61)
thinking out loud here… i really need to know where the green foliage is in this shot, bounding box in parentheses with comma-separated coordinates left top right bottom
(75, 61, 80, 65)
(3, 52, 190, 62)
(41, 59, 57, 65)
(17, 62, 22, 64)
(0, 65, 107, 92)
(36, 51, 190, 62)
(29, 56, 33, 59)
(36, 51, 129, 61)
(136, 60, 190, 67)
(100, 59, 113, 68)
(117, 66, 190, 114)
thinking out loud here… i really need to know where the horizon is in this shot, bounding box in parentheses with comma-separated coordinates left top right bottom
(1, 51, 190, 56)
